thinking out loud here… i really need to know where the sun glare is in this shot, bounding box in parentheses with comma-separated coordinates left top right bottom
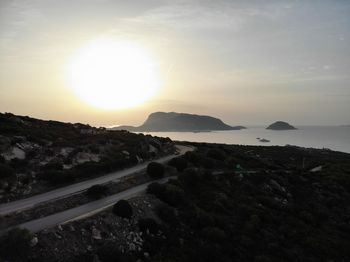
(66, 39, 160, 110)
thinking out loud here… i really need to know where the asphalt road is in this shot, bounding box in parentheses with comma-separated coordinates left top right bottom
(0, 145, 192, 216)
(17, 177, 172, 233)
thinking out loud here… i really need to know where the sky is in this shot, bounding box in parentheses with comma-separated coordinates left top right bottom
(0, 0, 349, 126)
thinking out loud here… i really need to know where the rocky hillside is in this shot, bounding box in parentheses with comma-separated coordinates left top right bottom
(114, 112, 245, 132)
(2, 143, 349, 262)
(0, 113, 175, 202)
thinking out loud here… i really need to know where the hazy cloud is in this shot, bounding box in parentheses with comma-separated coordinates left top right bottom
(0, 0, 349, 125)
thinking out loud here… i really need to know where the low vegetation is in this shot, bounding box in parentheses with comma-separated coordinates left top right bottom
(155, 203, 177, 223)
(147, 182, 185, 207)
(142, 143, 350, 261)
(138, 218, 161, 234)
(86, 184, 108, 199)
(168, 157, 188, 172)
(0, 228, 34, 261)
(113, 199, 133, 219)
(147, 162, 165, 179)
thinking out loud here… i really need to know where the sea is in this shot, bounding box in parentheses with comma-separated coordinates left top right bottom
(143, 126, 350, 154)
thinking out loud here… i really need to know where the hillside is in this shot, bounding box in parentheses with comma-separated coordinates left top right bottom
(114, 112, 245, 132)
(3, 142, 350, 262)
(0, 112, 175, 202)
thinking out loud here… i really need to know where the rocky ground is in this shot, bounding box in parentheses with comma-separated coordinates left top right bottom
(29, 195, 162, 262)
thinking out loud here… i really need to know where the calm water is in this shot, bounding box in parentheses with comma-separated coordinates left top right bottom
(144, 126, 350, 154)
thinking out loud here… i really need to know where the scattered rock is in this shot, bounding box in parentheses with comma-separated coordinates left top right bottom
(310, 166, 322, 172)
(30, 236, 39, 247)
(270, 179, 286, 193)
(149, 145, 158, 154)
(54, 233, 62, 239)
(2, 146, 26, 160)
(122, 150, 130, 156)
(136, 155, 143, 163)
(74, 152, 100, 164)
(91, 227, 102, 240)
(81, 228, 87, 235)
(92, 254, 101, 262)
(129, 243, 136, 251)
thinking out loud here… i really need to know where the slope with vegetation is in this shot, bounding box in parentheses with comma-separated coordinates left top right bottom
(143, 143, 350, 262)
(2, 142, 348, 262)
(0, 112, 175, 202)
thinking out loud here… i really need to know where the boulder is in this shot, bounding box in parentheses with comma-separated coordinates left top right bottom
(92, 227, 102, 240)
(30, 236, 38, 247)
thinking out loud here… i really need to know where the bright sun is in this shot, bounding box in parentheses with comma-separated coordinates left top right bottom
(67, 39, 160, 110)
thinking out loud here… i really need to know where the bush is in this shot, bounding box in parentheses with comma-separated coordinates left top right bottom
(207, 148, 225, 161)
(0, 228, 33, 260)
(9, 158, 28, 172)
(147, 182, 165, 196)
(183, 151, 201, 165)
(163, 184, 186, 206)
(201, 227, 226, 243)
(97, 241, 128, 262)
(40, 170, 75, 185)
(0, 163, 15, 179)
(138, 218, 160, 234)
(113, 199, 133, 219)
(74, 161, 109, 178)
(186, 205, 215, 229)
(168, 157, 188, 172)
(199, 157, 216, 169)
(147, 162, 165, 179)
(87, 184, 108, 199)
(147, 182, 185, 207)
(179, 168, 201, 187)
(155, 203, 177, 223)
(42, 162, 63, 171)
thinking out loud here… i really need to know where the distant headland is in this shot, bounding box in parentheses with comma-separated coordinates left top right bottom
(113, 112, 246, 132)
(266, 121, 297, 130)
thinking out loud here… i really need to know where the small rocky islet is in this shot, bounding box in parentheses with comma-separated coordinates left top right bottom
(266, 121, 297, 130)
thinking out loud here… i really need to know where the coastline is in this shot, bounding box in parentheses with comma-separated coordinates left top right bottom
(140, 126, 350, 154)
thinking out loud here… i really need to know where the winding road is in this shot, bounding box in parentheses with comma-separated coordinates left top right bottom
(17, 177, 173, 233)
(0, 145, 192, 216)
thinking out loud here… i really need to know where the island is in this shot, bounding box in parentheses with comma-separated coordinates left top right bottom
(266, 121, 297, 130)
(113, 112, 246, 132)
